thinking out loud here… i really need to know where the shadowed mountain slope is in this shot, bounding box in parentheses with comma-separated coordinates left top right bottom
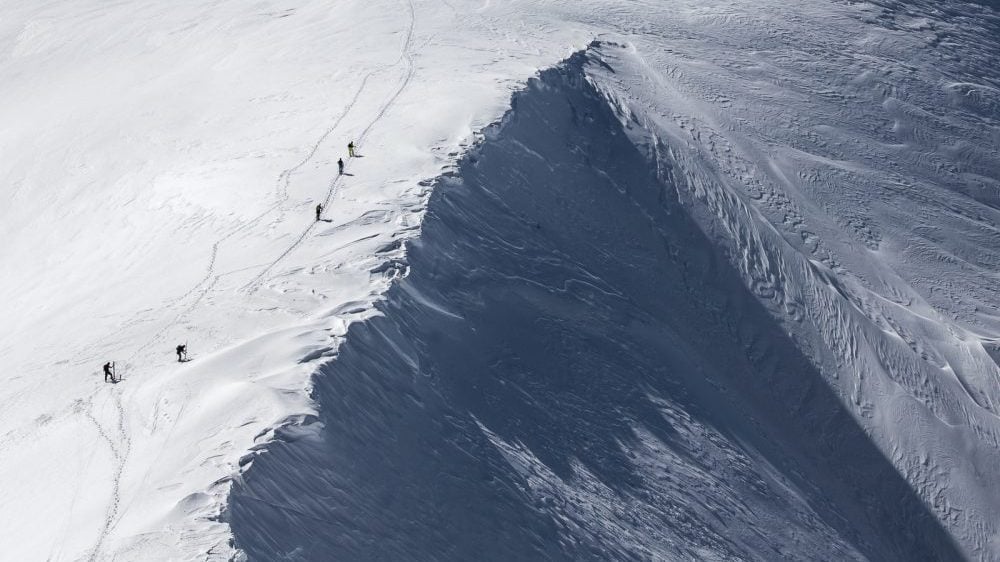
(228, 48, 961, 561)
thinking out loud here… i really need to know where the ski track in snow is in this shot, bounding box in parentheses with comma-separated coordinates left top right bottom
(2, 0, 999, 559)
(241, 0, 417, 296)
(230, 2, 1000, 561)
(79, 0, 421, 557)
(86, 387, 130, 562)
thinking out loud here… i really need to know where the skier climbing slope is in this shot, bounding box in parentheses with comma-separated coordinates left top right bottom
(1, 0, 998, 560)
(0, 0, 595, 558)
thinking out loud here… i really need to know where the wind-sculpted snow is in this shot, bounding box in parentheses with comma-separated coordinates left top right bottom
(566, 5, 1000, 558)
(4, 0, 1000, 558)
(228, 48, 965, 561)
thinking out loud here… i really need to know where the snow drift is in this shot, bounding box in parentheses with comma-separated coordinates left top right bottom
(3, 0, 999, 559)
(227, 45, 970, 561)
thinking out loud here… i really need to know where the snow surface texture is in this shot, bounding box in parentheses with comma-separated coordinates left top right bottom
(231, 4, 1000, 562)
(0, 0, 586, 559)
(228, 43, 986, 561)
(2, 0, 999, 560)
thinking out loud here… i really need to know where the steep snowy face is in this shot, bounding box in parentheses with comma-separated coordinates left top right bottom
(577, 4, 1000, 557)
(3, 0, 999, 559)
(229, 1, 1000, 559)
(0, 1, 587, 559)
(228, 44, 974, 560)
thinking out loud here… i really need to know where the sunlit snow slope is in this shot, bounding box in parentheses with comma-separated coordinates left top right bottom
(0, 0, 587, 559)
(2, 0, 999, 560)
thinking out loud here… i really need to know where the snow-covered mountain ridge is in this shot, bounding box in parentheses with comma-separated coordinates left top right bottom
(0, 1, 589, 559)
(229, 37, 999, 560)
(1, 0, 998, 560)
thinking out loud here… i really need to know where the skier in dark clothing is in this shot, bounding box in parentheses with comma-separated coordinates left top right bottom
(315, 203, 323, 221)
(176, 344, 187, 362)
(338, 158, 344, 175)
(103, 361, 115, 383)
(347, 141, 356, 157)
